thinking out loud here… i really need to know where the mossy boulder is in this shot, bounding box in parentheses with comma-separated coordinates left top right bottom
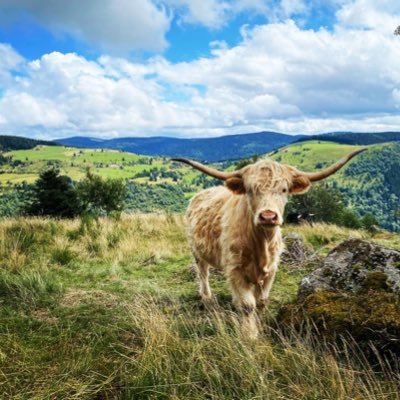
(277, 239, 400, 365)
(298, 238, 400, 300)
(277, 290, 400, 363)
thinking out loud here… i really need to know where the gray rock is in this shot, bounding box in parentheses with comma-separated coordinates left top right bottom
(281, 233, 315, 268)
(298, 238, 400, 300)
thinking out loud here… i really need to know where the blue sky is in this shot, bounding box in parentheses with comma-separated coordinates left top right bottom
(0, 0, 399, 139)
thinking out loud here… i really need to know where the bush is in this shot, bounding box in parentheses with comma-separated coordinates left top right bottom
(77, 170, 127, 216)
(361, 213, 379, 232)
(286, 184, 362, 228)
(26, 168, 82, 218)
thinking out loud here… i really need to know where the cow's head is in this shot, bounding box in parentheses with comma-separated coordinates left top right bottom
(172, 148, 366, 229)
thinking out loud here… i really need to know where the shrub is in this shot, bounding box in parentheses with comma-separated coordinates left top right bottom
(77, 170, 127, 216)
(26, 168, 82, 218)
(286, 183, 362, 228)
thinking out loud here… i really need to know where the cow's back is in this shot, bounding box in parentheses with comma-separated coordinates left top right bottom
(186, 186, 231, 268)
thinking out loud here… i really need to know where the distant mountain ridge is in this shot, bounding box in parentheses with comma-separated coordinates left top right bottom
(55, 132, 305, 162)
(303, 131, 400, 146)
(56, 131, 400, 162)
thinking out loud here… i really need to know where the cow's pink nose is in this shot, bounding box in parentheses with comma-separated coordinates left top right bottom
(259, 210, 279, 225)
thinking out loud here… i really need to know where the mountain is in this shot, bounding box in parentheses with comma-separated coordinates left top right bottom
(298, 131, 400, 146)
(268, 140, 400, 232)
(0, 136, 58, 152)
(55, 132, 305, 162)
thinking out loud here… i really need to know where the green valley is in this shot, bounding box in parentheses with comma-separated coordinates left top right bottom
(1, 139, 399, 232)
(0, 145, 216, 215)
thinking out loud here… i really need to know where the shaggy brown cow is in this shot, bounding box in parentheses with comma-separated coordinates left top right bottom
(173, 149, 366, 338)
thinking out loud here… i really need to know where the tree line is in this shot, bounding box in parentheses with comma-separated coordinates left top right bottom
(0, 166, 389, 233)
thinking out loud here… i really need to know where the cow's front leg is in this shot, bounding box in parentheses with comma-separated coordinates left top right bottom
(195, 258, 213, 303)
(255, 264, 278, 311)
(229, 268, 258, 339)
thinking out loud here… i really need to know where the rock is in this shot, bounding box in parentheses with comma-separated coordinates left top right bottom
(297, 238, 400, 300)
(277, 238, 400, 366)
(281, 233, 315, 268)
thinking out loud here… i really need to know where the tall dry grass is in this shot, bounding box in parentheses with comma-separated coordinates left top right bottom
(0, 215, 399, 399)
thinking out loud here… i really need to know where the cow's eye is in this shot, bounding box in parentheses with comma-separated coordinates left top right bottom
(282, 188, 287, 193)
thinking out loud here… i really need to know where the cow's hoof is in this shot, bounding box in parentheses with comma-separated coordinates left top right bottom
(200, 295, 217, 309)
(256, 298, 269, 310)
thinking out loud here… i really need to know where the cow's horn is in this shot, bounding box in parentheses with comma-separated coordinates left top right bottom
(300, 148, 367, 182)
(171, 158, 240, 180)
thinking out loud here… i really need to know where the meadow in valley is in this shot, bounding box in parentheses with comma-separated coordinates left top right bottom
(0, 214, 400, 399)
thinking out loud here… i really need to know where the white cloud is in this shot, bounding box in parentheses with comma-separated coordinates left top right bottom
(337, 0, 400, 34)
(165, 0, 230, 28)
(0, 51, 203, 137)
(0, 0, 324, 53)
(1, 1, 400, 138)
(0, 0, 171, 52)
(0, 92, 66, 127)
(0, 44, 24, 88)
(392, 88, 400, 107)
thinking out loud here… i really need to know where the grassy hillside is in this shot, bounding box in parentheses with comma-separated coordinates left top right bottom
(2, 146, 170, 184)
(0, 215, 399, 399)
(269, 141, 400, 232)
(0, 145, 217, 214)
(2, 140, 400, 231)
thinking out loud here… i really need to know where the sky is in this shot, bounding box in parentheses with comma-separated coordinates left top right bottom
(0, 0, 400, 139)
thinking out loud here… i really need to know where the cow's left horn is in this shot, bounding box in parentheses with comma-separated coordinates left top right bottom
(171, 158, 240, 180)
(299, 148, 367, 182)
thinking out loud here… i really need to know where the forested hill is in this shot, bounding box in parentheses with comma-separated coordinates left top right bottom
(269, 141, 400, 232)
(55, 132, 304, 162)
(298, 131, 400, 145)
(0, 136, 57, 151)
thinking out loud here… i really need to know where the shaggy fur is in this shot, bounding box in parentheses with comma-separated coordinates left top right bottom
(186, 160, 310, 338)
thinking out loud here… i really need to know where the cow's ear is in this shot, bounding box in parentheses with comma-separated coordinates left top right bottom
(290, 175, 311, 194)
(225, 176, 245, 194)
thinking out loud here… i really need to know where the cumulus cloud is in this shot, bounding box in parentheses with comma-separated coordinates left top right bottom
(164, 0, 311, 29)
(0, 0, 325, 53)
(1, 1, 400, 138)
(0, 0, 171, 52)
(337, 0, 400, 34)
(0, 51, 203, 136)
(165, 0, 230, 28)
(0, 44, 24, 88)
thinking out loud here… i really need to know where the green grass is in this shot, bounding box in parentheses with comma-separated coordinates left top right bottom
(0, 215, 399, 399)
(1, 145, 205, 189)
(268, 140, 365, 171)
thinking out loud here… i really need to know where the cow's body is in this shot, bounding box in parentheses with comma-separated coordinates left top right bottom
(187, 185, 282, 319)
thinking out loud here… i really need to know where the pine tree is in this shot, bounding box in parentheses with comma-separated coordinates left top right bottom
(27, 168, 82, 218)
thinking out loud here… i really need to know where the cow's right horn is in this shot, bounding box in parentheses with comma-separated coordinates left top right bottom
(298, 148, 367, 182)
(171, 158, 240, 180)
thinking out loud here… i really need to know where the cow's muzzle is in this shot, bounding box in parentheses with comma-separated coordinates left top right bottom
(259, 210, 280, 226)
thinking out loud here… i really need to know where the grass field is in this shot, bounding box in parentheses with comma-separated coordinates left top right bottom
(268, 140, 365, 171)
(0, 214, 399, 399)
(2, 145, 197, 185)
(1, 141, 367, 186)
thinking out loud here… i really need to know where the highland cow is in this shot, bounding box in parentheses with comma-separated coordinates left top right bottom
(173, 149, 366, 338)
